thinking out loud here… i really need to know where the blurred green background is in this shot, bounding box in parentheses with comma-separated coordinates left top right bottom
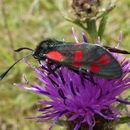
(0, 0, 130, 130)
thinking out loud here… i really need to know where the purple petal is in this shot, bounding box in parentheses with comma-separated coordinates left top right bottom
(15, 29, 130, 129)
(72, 27, 79, 43)
(82, 32, 88, 42)
(116, 98, 130, 104)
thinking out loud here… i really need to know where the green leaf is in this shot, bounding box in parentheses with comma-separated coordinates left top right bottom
(98, 14, 108, 39)
(116, 117, 130, 124)
(64, 17, 86, 30)
(87, 20, 98, 43)
(117, 95, 130, 109)
(96, 4, 115, 20)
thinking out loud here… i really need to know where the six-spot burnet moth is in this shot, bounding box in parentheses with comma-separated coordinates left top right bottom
(0, 39, 130, 80)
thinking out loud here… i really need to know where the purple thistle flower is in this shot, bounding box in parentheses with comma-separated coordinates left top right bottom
(14, 31, 130, 130)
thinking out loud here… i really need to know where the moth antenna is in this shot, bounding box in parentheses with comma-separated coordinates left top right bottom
(104, 46, 130, 54)
(0, 52, 33, 80)
(15, 48, 33, 52)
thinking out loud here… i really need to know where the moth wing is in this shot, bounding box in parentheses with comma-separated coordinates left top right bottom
(81, 44, 123, 79)
(45, 43, 122, 79)
(45, 43, 85, 63)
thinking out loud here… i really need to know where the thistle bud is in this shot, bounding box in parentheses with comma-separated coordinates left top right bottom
(72, 0, 101, 20)
(71, 0, 115, 42)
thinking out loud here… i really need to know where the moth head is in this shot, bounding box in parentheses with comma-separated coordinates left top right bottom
(33, 39, 64, 60)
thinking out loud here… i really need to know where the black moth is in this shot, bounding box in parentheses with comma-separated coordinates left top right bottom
(0, 39, 130, 80)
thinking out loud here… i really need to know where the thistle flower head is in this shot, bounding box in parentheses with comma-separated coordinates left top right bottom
(72, 0, 101, 20)
(15, 31, 130, 130)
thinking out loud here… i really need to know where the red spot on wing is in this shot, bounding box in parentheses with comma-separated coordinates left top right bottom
(74, 51, 83, 62)
(74, 43, 82, 45)
(90, 63, 101, 72)
(46, 51, 62, 61)
(98, 54, 110, 65)
(71, 62, 81, 67)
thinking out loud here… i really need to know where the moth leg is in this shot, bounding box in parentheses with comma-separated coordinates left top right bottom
(39, 60, 61, 77)
(104, 46, 130, 54)
(38, 60, 41, 64)
(82, 73, 97, 86)
(88, 72, 97, 85)
(47, 64, 61, 76)
(71, 69, 97, 85)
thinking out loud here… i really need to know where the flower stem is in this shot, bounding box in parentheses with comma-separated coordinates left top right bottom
(86, 19, 98, 43)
